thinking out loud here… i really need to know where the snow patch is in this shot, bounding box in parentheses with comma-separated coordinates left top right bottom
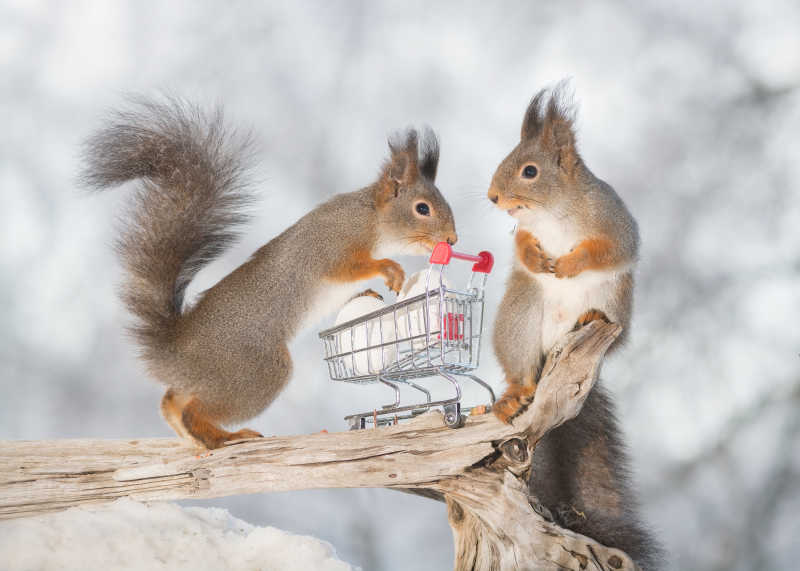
(0, 499, 357, 571)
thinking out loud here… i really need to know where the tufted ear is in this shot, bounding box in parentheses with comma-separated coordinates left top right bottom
(520, 89, 548, 141)
(376, 129, 420, 203)
(543, 113, 580, 177)
(521, 81, 581, 178)
(418, 126, 439, 181)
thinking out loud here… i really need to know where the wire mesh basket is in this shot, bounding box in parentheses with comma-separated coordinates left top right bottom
(318, 242, 495, 429)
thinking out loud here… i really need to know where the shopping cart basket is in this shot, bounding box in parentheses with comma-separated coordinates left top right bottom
(318, 242, 495, 429)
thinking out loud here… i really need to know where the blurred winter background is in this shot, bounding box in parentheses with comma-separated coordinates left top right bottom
(1, 0, 799, 569)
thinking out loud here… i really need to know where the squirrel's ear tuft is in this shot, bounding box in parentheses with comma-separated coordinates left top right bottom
(418, 127, 439, 182)
(387, 128, 419, 185)
(377, 129, 420, 203)
(522, 80, 581, 177)
(521, 88, 549, 141)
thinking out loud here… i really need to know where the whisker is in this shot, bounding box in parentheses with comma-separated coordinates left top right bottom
(509, 193, 545, 207)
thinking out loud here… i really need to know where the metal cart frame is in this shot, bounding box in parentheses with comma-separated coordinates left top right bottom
(318, 242, 495, 429)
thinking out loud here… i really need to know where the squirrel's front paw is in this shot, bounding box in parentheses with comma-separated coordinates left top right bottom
(352, 288, 384, 301)
(553, 252, 584, 278)
(516, 230, 552, 274)
(379, 259, 405, 294)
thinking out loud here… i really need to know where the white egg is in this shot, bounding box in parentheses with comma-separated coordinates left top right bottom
(334, 295, 397, 376)
(334, 295, 385, 326)
(397, 268, 453, 301)
(396, 268, 454, 351)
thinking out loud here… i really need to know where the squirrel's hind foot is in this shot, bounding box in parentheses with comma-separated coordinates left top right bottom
(224, 428, 263, 444)
(573, 309, 610, 331)
(170, 395, 262, 449)
(493, 381, 537, 424)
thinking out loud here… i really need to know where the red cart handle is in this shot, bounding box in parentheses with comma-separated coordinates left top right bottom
(429, 242, 494, 274)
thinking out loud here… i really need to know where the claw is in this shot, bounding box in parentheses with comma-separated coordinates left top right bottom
(352, 288, 384, 302)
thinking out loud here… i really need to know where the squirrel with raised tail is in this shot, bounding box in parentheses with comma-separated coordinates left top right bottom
(487, 85, 662, 568)
(82, 98, 457, 449)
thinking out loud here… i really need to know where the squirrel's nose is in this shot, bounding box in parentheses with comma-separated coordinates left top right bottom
(446, 234, 457, 246)
(489, 194, 499, 204)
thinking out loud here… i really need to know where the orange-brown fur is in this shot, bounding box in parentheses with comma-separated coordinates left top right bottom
(326, 249, 406, 293)
(162, 389, 264, 448)
(574, 309, 610, 329)
(181, 398, 262, 449)
(492, 377, 538, 424)
(515, 230, 552, 274)
(160, 389, 191, 439)
(553, 237, 618, 278)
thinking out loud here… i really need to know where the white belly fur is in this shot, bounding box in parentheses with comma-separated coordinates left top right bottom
(298, 280, 361, 333)
(516, 208, 627, 351)
(517, 207, 580, 258)
(532, 267, 625, 352)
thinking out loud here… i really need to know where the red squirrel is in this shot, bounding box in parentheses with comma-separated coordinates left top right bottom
(82, 97, 457, 449)
(487, 85, 663, 569)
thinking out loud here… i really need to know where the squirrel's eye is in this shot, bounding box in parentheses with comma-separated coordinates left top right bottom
(522, 165, 538, 179)
(415, 202, 431, 216)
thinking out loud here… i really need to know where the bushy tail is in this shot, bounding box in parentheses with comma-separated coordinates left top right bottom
(81, 96, 253, 355)
(530, 383, 665, 569)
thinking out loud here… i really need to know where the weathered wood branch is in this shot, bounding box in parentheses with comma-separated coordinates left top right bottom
(0, 321, 633, 570)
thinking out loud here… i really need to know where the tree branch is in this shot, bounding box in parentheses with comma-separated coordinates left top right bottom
(0, 321, 633, 569)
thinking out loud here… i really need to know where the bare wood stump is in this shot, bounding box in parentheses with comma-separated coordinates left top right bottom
(0, 321, 633, 570)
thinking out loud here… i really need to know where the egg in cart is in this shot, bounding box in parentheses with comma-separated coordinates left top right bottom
(318, 242, 495, 429)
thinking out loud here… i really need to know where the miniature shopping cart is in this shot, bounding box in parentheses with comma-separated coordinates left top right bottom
(318, 242, 495, 429)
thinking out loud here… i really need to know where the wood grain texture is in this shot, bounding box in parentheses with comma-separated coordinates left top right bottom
(0, 321, 635, 570)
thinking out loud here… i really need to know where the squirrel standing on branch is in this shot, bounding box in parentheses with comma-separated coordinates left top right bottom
(487, 85, 663, 568)
(82, 97, 457, 449)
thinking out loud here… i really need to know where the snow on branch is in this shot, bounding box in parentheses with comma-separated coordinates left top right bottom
(0, 321, 633, 570)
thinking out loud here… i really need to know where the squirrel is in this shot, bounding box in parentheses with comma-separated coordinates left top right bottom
(81, 97, 457, 449)
(487, 85, 663, 568)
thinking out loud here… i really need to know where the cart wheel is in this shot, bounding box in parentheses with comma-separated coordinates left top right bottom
(443, 404, 464, 428)
(348, 417, 366, 431)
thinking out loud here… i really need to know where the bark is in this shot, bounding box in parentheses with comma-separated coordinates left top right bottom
(0, 321, 634, 570)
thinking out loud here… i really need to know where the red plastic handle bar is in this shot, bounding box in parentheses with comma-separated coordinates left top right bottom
(429, 242, 494, 274)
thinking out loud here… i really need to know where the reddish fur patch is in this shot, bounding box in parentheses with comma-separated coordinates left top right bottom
(327, 248, 405, 293)
(515, 230, 552, 273)
(470, 404, 488, 416)
(493, 377, 538, 424)
(161, 389, 191, 439)
(574, 309, 610, 330)
(553, 237, 617, 278)
(181, 398, 262, 450)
